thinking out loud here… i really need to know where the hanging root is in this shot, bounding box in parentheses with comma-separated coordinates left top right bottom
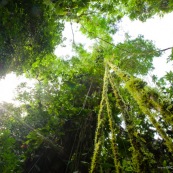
(107, 61, 173, 153)
(104, 65, 122, 173)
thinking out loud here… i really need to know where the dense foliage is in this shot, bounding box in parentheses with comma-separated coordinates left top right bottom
(0, 0, 173, 173)
(0, 0, 65, 76)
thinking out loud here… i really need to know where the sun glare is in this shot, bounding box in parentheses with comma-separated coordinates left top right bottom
(0, 73, 35, 103)
(0, 73, 19, 103)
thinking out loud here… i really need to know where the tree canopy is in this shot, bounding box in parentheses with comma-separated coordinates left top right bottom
(0, 0, 173, 173)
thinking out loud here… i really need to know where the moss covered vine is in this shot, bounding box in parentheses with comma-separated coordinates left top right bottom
(90, 65, 121, 173)
(91, 60, 173, 172)
(104, 65, 121, 173)
(108, 73, 155, 172)
(107, 61, 173, 153)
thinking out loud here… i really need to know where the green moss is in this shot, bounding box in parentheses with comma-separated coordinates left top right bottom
(126, 78, 147, 91)
(90, 140, 102, 173)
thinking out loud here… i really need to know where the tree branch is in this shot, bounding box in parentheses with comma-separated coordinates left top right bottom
(160, 46, 173, 52)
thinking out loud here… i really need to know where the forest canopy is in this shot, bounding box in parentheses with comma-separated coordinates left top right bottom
(0, 0, 173, 173)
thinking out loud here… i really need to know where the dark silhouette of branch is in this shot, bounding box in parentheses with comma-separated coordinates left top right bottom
(160, 47, 173, 52)
(80, 22, 173, 57)
(70, 19, 75, 45)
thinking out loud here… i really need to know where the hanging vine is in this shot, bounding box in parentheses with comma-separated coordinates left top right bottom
(104, 65, 122, 173)
(107, 61, 173, 153)
(108, 73, 156, 172)
(90, 65, 107, 173)
(90, 64, 122, 173)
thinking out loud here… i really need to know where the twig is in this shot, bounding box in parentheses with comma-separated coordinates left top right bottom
(160, 47, 173, 52)
(70, 19, 75, 45)
(80, 23, 173, 56)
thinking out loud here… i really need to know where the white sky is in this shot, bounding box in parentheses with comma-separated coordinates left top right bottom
(1, 13, 173, 103)
(118, 13, 173, 78)
(0, 73, 18, 103)
(54, 23, 93, 58)
(0, 73, 35, 103)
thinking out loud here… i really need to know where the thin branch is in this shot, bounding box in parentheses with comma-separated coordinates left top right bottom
(77, 81, 93, 115)
(160, 46, 173, 52)
(80, 23, 115, 47)
(28, 155, 43, 173)
(70, 19, 75, 45)
(80, 23, 173, 56)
